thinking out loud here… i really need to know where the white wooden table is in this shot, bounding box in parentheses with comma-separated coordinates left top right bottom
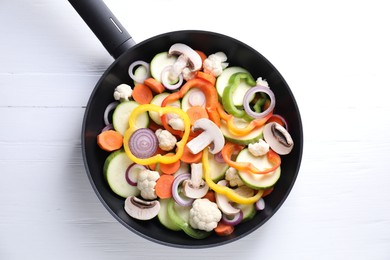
(1, 0, 389, 259)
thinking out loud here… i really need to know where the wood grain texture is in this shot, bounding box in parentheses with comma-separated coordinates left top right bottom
(1, 0, 390, 259)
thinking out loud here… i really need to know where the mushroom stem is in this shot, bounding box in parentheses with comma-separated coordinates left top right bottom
(186, 118, 225, 155)
(186, 131, 213, 155)
(190, 163, 203, 188)
(169, 55, 189, 81)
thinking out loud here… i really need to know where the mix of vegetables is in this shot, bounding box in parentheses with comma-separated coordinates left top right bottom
(97, 43, 294, 239)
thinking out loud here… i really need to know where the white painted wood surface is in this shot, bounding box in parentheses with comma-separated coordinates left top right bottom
(1, 0, 389, 259)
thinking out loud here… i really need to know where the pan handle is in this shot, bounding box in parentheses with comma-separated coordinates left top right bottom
(68, 0, 135, 59)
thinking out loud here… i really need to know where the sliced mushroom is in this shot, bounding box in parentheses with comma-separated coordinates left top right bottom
(215, 180, 240, 216)
(186, 118, 225, 155)
(124, 196, 160, 220)
(169, 43, 202, 70)
(182, 163, 209, 199)
(167, 43, 202, 81)
(263, 122, 294, 155)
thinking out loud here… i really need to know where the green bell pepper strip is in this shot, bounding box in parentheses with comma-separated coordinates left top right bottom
(202, 149, 263, 205)
(167, 198, 211, 239)
(123, 104, 191, 165)
(222, 72, 256, 121)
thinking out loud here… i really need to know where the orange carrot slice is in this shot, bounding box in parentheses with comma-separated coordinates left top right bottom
(155, 174, 175, 199)
(214, 222, 234, 236)
(132, 83, 153, 104)
(97, 130, 123, 152)
(144, 77, 165, 94)
(186, 106, 209, 125)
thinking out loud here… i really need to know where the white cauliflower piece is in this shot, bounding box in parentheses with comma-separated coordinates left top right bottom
(168, 117, 185, 131)
(137, 169, 160, 200)
(182, 67, 197, 81)
(155, 129, 177, 151)
(225, 167, 244, 187)
(189, 198, 222, 232)
(203, 52, 228, 77)
(256, 77, 269, 87)
(248, 139, 270, 157)
(113, 84, 133, 101)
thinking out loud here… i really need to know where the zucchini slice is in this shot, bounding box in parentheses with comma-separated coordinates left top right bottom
(236, 149, 281, 189)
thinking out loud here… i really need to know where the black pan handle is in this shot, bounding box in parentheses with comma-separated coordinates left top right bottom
(68, 0, 135, 59)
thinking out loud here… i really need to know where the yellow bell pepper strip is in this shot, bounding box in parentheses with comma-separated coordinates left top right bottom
(123, 104, 191, 165)
(222, 72, 256, 121)
(217, 102, 273, 136)
(202, 149, 263, 205)
(221, 142, 281, 175)
(161, 78, 220, 137)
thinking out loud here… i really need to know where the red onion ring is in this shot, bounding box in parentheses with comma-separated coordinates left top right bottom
(128, 60, 150, 84)
(161, 65, 184, 90)
(243, 86, 275, 119)
(103, 101, 119, 126)
(129, 128, 158, 159)
(125, 163, 146, 186)
(255, 198, 265, 211)
(101, 123, 114, 133)
(221, 210, 243, 226)
(188, 89, 205, 107)
(171, 173, 194, 207)
(213, 151, 225, 163)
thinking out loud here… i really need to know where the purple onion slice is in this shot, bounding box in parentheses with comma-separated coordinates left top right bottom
(129, 128, 158, 159)
(243, 86, 275, 119)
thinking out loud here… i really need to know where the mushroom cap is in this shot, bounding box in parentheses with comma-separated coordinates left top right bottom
(191, 118, 225, 154)
(182, 180, 209, 199)
(263, 122, 294, 155)
(168, 43, 202, 71)
(215, 180, 240, 216)
(124, 196, 160, 220)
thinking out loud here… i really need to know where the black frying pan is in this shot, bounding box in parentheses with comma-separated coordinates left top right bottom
(69, 0, 303, 248)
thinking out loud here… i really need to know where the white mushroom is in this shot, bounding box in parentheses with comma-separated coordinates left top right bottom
(182, 163, 209, 199)
(263, 122, 294, 155)
(215, 180, 240, 216)
(186, 118, 225, 155)
(124, 196, 160, 220)
(167, 43, 202, 81)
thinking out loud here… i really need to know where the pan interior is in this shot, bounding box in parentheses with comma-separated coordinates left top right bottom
(82, 30, 303, 248)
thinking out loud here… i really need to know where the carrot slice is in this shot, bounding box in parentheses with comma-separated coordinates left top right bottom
(195, 50, 207, 65)
(180, 144, 202, 164)
(144, 77, 165, 94)
(159, 153, 181, 174)
(262, 187, 274, 197)
(155, 174, 175, 199)
(263, 99, 271, 111)
(196, 71, 216, 85)
(214, 222, 234, 236)
(202, 190, 216, 203)
(186, 106, 209, 125)
(97, 130, 123, 152)
(148, 163, 157, 171)
(132, 83, 153, 104)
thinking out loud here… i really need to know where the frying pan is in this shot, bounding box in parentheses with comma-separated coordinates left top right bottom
(69, 0, 303, 248)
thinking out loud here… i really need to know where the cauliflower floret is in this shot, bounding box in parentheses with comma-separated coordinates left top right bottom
(256, 77, 269, 87)
(189, 198, 222, 232)
(155, 129, 177, 151)
(137, 169, 160, 200)
(203, 52, 228, 77)
(225, 167, 244, 187)
(113, 84, 133, 101)
(248, 139, 270, 157)
(182, 67, 197, 81)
